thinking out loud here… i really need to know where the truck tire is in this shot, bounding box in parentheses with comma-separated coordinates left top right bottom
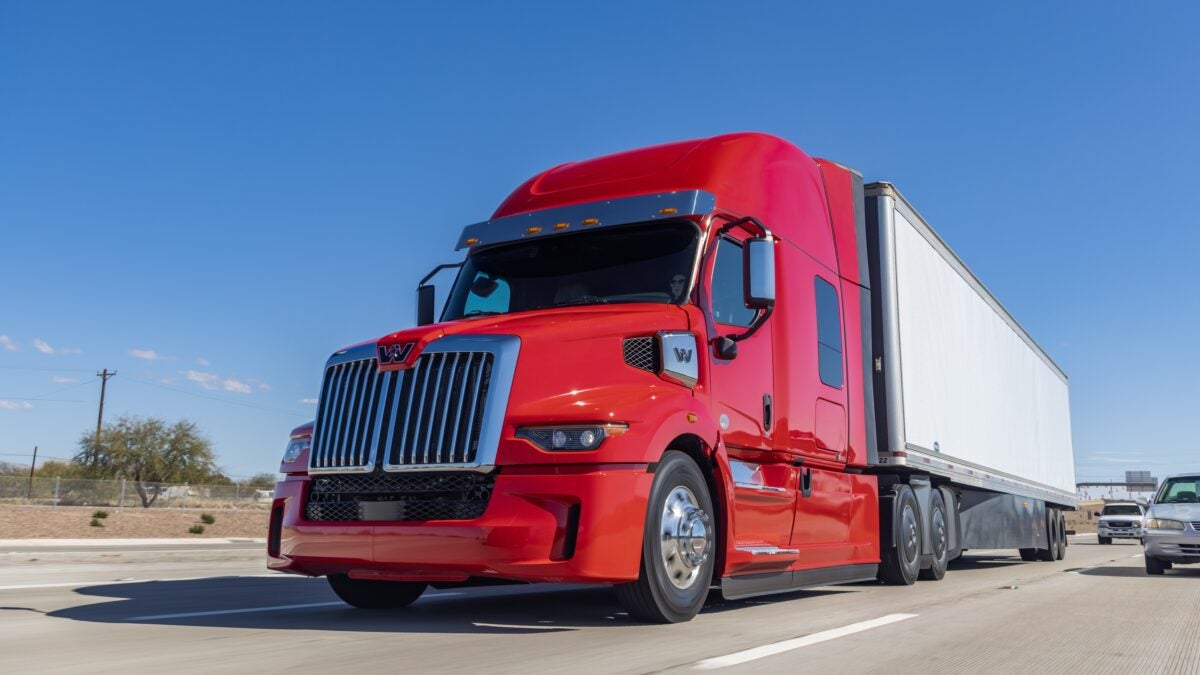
(327, 574, 427, 609)
(614, 450, 714, 623)
(918, 489, 948, 581)
(1145, 556, 1166, 575)
(1018, 548, 1038, 561)
(1098, 536, 1111, 545)
(878, 484, 921, 585)
(1037, 510, 1057, 561)
(1054, 510, 1067, 560)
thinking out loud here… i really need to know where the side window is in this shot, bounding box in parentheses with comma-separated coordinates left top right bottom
(815, 277, 843, 388)
(711, 238, 757, 327)
(463, 273, 511, 316)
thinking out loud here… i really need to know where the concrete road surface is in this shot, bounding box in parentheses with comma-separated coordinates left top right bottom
(1, 536, 1197, 674)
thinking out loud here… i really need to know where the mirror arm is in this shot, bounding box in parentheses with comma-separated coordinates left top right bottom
(418, 262, 463, 288)
(712, 213, 773, 241)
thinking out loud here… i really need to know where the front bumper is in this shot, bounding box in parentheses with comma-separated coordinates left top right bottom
(267, 465, 653, 583)
(1098, 525, 1143, 539)
(1143, 531, 1200, 564)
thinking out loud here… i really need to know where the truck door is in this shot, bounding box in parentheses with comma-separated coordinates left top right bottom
(705, 233, 792, 550)
(787, 268, 854, 561)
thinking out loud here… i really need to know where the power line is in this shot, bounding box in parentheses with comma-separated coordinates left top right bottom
(124, 375, 308, 418)
(0, 364, 95, 373)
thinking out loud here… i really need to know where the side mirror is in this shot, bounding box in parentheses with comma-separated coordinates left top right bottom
(744, 237, 775, 309)
(416, 285, 437, 326)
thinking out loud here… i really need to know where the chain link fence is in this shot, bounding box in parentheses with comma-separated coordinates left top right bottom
(0, 475, 274, 510)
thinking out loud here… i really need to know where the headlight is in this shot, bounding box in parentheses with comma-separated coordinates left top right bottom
(282, 437, 311, 463)
(516, 424, 628, 451)
(1145, 518, 1185, 530)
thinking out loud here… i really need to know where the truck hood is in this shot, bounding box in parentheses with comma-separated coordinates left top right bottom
(371, 303, 692, 367)
(1098, 515, 1143, 523)
(1148, 504, 1200, 521)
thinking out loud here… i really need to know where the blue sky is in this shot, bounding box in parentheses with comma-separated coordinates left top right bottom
(1, 2, 1196, 481)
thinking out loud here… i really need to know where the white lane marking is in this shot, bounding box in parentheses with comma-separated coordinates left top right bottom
(693, 613, 918, 670)
(1131, 553, 1144, 558)
(0, 573, 287, 592)
(124, 591, 463, 621)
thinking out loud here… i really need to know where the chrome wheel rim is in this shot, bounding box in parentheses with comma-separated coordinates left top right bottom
(931, 507, 946, 559)
(901, 504, 919, 564)
(659, 486, 711, 589)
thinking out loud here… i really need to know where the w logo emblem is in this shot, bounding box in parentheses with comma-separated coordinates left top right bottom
(378, 342, 415, 365)
(672, 347, 693, 363)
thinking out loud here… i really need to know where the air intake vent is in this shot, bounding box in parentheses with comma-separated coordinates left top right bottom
(622, 337, 659, 373)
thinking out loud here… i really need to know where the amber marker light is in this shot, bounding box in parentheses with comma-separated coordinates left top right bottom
(659, 207, 679, 215)
(465, 237, 479, 245)
(526, 226, 542, 234)
(554, 222, 570, 230)
(581, 218, 600, 226)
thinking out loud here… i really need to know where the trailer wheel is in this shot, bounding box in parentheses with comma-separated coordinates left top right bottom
(327, 575, 427, 609)
(1054, 510, 1067, 560)
(1037, 510, 1057, 561)
(918, 490, 948, 581)
(878, 484, 921, 585)
(614, 450, 714, 623)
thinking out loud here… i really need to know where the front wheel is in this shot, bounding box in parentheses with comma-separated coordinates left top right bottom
(1098, 536, 1112, 545)
(327, 574, 427, 609)
(614, 450, 715, 623)
(1145, 556, 1167, 575)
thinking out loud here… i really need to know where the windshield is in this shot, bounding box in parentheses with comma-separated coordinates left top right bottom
(1156, 478, 1200, 504)
(442, 221, 700, 321)
(1101, 504, 1142, 516)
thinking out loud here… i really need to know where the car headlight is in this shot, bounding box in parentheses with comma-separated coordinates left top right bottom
(516, 424, 628, 451)
(1145, 518, 1185, 530)
(282, 437, 311, 463)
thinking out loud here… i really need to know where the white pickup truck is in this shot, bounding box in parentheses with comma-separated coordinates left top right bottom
(1096, 502, 1145, 544)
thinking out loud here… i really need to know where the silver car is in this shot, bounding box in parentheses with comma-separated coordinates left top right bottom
(1143, 474, 1200, 575)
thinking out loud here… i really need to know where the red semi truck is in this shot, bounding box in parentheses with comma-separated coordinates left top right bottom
(269, 133, 1077, 622)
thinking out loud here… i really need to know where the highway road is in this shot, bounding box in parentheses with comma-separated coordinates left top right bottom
(1, 536, 1197, 674)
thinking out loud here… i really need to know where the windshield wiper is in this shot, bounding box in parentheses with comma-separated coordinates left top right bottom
(525, 296, 612, 312)
(462, 309, 504, 317)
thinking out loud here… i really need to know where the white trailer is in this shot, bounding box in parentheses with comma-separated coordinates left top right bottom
(864, 182, 1076, 563)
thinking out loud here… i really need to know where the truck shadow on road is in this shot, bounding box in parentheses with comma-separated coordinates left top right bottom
(47, 576, 852, 633)
(1071, 566, 1200, 579)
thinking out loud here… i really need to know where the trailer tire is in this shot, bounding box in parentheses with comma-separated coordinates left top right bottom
(1054, 510, 1067, 560)
(918, 490, 948, 581)
(614, 450, 714, 623)
(878, 485, 921, 585)
(1037, 510, 1057, 561)
(327, 575, 427, 609)
(1019, 548, 1038, 561)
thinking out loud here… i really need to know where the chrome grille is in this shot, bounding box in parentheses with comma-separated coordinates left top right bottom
(309, 336, 517, 473)
(623, 337, 658, 373)
(1192, 522, 1200, 530)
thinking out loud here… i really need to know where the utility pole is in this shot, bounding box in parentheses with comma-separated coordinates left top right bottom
(94, 369, 116, 467)
(26, 446, 37, 500)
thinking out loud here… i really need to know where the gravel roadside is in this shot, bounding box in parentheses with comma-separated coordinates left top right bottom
(0, 504, 268, 539)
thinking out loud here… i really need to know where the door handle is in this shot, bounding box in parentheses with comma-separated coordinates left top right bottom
(762, 393, 772, 432)
(800, 467, 813, 498)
